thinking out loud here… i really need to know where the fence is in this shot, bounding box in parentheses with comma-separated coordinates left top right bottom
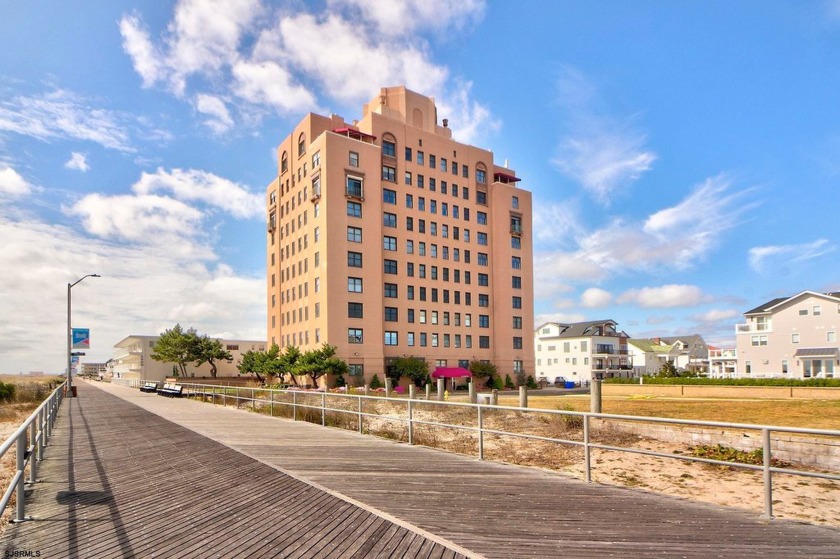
(1, 381, 67, 522)
(116, 379, 840, 520)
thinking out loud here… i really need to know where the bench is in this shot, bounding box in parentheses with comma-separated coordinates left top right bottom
(139, 381, 159, 393)
(157, 383, 184, 398)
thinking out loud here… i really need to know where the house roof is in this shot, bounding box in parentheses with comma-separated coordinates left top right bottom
(793, 348, 840, 358)
(745, 291, 840, 315)
(628, 339, 677, 354)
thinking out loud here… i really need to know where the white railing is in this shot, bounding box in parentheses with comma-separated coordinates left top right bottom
(0, 381, 67, 522)
(117, 379, 840, 521)
(736, 323, 773, 334)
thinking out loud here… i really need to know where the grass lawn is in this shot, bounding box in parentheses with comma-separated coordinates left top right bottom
(496, 394, 840, 430)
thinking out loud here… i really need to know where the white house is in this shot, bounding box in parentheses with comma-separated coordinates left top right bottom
(534, 320, 632, 385)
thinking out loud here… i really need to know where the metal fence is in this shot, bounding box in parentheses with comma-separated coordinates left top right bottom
(116, 378, 840, 520)
(1, 381, 67, 522)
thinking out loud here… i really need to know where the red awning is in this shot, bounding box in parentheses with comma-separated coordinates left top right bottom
(432, 367, 472, 379)
(494, 171, 521, 183)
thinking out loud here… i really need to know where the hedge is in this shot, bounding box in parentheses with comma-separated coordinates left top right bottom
(602, 377, 840, 387)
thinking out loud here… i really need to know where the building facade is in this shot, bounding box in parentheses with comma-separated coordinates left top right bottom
(110, 335, 266, 382)
(735, 291, 840, 378)
(708, 347, 738, 378)
(628, 335, 709, 376)
(534, 320, 632, 385)
(267, 86, 535, 385)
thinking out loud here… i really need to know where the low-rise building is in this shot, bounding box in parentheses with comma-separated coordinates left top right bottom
(708, 346, 738, 378)
(735, 290, 840, 378)
(534, 320, 632, 385)
(110, 335, 266, 382)
(628, 335, 709, 376)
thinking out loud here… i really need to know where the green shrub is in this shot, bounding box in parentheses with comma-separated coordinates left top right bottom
(0, 382, 15, 402)
(369, 374, 382, 389)
(526, 375, 538, 389)
(492, 375, 504, 390)
(504, 374, 515, 389)
(603, 376, 840, 387)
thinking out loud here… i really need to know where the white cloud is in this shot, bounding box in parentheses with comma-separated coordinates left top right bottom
(327, 0, 486, 36)
(532, 175, 752, 289)
(119, 1, 493, 141)
(616, 284, 710, 308)
(552, 66, 656, 204)
(645, 315, 675, 325)
(748, 239, 836, 273)
(580, 287, 612, 308)
(691, 309, 740, 323)
(194, 94, 233, 134)
(65, 152, 90, 172)
(131, 167, 263, 219)
(0, 165, 32, 196)
(532, 202, 584, 247)
(0, 207, 265, 375)
(0, 89, 134, 151)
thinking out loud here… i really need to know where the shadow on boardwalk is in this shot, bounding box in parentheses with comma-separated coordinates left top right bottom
(3, 381, 840, 558)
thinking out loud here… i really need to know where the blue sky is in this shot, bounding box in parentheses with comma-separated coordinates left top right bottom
(2, 0, 839, 375)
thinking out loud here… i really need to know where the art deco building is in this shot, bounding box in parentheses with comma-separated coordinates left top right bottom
(266, 86, 534, 384)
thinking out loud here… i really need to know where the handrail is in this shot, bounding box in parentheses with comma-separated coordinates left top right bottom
(1, 380, 67, 522)
(118, 378, 840, 520)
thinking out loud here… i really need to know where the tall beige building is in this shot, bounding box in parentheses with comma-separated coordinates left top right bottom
(266, 86, 535, 385)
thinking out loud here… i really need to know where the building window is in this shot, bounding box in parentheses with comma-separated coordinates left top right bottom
(479, 315, 490, 328)
(512, 256, 522, 269)
(405, 147, 412, 161)
(479, 294, 489, 307)
(383, 189, 397, 204)
(829, 331, 837, 343)
(298, 133, 306, 156)
(814, 305, 822, 316)
(799, 309, 808, 316)
(385, 331, 398, 346)
(782, 360, 788, 374)
(347, 201, 362, 217)
(791, 333, 800, 343)
(348, 277, 363, 292)
(407, 332, 415, 346)
(476, 190, 487, 205)
(479, 336, 490, 349)
(477, 212, 487, 225)
(405, 193, 413, 208)
(477, 232, 487, 245)
(476, 167, 486, 184)
(349, 151, 359, 167)
(348, 329, 363, 344)
(347, 226, 362, 243)
(512, 195, 519, 209)
(511, 236, 521, 249)
(348, 364, 364, 377)
(382, 139, 396, 157)
(385, 307, 398, 321)
(383, 236, 397, 251)
(478, 253, 488, 266)
(513, 316, 522, 329)
(346, 176, 363, 198)
(384, 283, 398, 298)
(751, 335, 767, 346)
(512, 276, 521, 289)
(745, 361, 751, 374)
(348, 251, 362, 267)
(384, 259, 398, 274)
(383, 212, 397, 228)
(513, 337, 523, 350)
(281, 151, 288, 173)
(512, 296, 522, 309)
(382, 165, 397, 182)
(348, 302, 363, 318)
(417, 151, 424, 165)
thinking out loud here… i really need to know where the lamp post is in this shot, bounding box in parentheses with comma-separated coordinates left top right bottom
(67, 274, 100, 395)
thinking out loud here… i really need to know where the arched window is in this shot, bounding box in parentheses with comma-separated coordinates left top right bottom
(476, 162, 487, 184)
(381, 133, 397, 158)
(281, 151, 288, 174)
(298, 133, 306, 157)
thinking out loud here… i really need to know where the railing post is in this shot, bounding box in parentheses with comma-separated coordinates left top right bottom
(590, 379, 602, 413)
(270, 390, 274, 417)
(408, 400, 414, 445)
(425, 383, 431, 400)
(236, 387, 240, 409)
(437, 378, 445, 401)
(293, 391, 297, 421)
(28, 419, 36, 484)
(584, 414, 592, 483)
(519, 386, 528, 408)
(15, 431, 26, 521)
(37, 409, 45, 461)
(321, 392, 326, 426)
(358, 395, 364, 434)
(763, 428, 774, 519)
(477, 404, 484, 460)
(409, 385, 416, 400)
(252, 388, 256, 411)
(469, 381, 476, 404)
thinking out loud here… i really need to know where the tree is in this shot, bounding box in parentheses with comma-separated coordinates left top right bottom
(656, 361, 680, 378)
(370, 374, 383, 389)
(469, 360, 497, 389)
(193, 336, 233, 378)
(392, 356, 428, 387)
(276, 345, 302, 385)
(238, 347, 268, 384)
(504, 374, 516, 389)
(526, 375, 538, 389)
(151, 324, 199, 377)
(293, 344, 348, 388)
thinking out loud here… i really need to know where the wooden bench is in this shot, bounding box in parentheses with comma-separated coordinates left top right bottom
(157, 383, 184, 398)
(139, 382, 159, 393)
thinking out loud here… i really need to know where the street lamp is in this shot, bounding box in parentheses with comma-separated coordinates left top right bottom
(67, 274, 100, 395)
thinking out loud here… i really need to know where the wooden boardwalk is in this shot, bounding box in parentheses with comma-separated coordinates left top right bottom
(3, 381, 840, 558)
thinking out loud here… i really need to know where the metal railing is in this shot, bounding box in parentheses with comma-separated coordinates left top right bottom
(1, 381, 67, 522)
(117, 379, 840, 520)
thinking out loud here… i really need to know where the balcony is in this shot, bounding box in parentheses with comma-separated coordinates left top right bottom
(310, 186, 321, 202)
(593, 347, 629, 355)
(510, 222, 523, 236)
(735, 323, 773, 334)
